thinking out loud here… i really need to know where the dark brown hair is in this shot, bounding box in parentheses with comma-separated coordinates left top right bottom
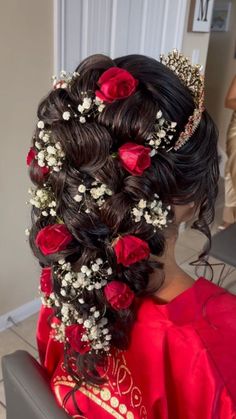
(28, 54, 219, 398)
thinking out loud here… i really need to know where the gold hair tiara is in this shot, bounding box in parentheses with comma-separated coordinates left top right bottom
(160, 50, 205, 151)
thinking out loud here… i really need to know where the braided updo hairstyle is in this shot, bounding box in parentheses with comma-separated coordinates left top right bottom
(28, 54, 219, 392)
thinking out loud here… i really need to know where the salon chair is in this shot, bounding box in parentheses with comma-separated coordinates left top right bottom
(2, 350, 70, 419)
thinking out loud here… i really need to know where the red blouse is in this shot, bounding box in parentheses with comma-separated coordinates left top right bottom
(37, 278, 236, 418)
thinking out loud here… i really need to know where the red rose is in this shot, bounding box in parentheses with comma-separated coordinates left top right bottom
(36, 224, 73, 255)
(65, 324, 90, 354)
(95, 67, 138, 103)
(114, 235, 150, 267)
(26, 147, 49, 176)
(27, 148, 37, 166)
(104, 281, 134, 310)
(118, 143, 151, 176)
(40, 267, 53, 295)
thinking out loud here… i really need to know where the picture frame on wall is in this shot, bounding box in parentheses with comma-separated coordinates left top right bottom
(190, 0, 215, 32)
(211, 1, 232, 32)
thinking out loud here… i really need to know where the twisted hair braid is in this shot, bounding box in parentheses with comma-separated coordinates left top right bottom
(27, 54, 219, 397)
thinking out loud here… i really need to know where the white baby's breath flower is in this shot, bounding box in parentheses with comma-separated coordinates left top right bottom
(25, 228, 30, 236)
(107, 267, 112, 275)
(84, 319, 92, 329)
(149, 149, 157, 157)
(55, 142, 62, 150)
(91, 263, 99, 272)
(47, 146, 56, 155)
(158, 129, 166, 138)
(37, 120, 44, 129)
(78, 298, 85, 304)
(39, 130, 44, 139)
(47, 156, 57, 166)
(62, 111, 71, 120)
(81, 265, 89, 274)
(82, 97, 92, 109)
(79, 116, 86, 124)
(50, 209, 56, 216)
(78, 184, 86, 193)
(35, 141, 41, 150)
(43, 133, 50, 143)
(78, 104, 84, 113)
(74, 194, 82, 202)
(138, 199, 147, 209)
(98, 104, 105, 112)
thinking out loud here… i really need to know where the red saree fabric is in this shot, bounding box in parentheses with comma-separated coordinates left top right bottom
(36, 278, 236, 418)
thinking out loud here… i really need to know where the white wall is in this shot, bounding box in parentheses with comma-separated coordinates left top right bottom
(182, 0, 211, 70)
(55, 0, 188, 72)
(205, 0, 236, 149)
(0, 0, 53, 315)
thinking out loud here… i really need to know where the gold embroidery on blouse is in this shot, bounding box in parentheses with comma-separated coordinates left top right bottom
(54, 384, 87, 419)
(53, 350, 148, 418)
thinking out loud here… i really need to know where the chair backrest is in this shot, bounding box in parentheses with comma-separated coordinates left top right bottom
(209, 223, 236, 267)
(2, 350, 71, 419)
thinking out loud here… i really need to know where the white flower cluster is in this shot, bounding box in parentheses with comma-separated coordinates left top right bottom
(60, 302, 80, 325)
(146, 110, 177, 155)
(132, 196, 170, 231)
(49, 258, 113, 352)
(62, 95, 105, 124)
(28, 187, 57, 217)
(52, 70, 80, 90)
(80, 310, 111, 352)
(40, 290, 57, 308)
(36, 122, 65, 172)
(73, 180, 113, 209)
(57, 257, 112, 296)
(51, 322, 66, 343)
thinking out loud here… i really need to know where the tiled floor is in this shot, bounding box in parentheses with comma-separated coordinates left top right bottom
(0, 199, 235, 418)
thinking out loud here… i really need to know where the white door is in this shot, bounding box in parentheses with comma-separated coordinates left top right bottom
(54, 0, 188, 72)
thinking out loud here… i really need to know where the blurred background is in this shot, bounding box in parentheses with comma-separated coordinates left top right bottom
(0, 0, 236, 395)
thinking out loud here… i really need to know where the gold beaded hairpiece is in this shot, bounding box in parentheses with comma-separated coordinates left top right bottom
(160, 49, 205, 151)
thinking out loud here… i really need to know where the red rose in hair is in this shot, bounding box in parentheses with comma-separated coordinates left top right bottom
(27, 148, 37, 166)
(65, 324, 91, 354)
(36, 224, 73, 255)
(40, 267, 53, 295)
(26, 147, 49, 176)
(118, 143, 151, 176)
(95, 67, 138, 103)
(104, 281, 134, 310)
(114, 235, 150, 267)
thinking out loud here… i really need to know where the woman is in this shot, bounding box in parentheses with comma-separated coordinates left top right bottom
(27, 51, 236, 418)
(221, 75, 236, 228)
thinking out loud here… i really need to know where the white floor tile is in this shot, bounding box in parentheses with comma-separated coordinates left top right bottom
(10, 313, 38, 350)
(220, 269, 236, 294)
(0, 328, 38, 381)
(177, 228, 208, 252)
(180, 254, 235, 283)
(0, 382, 5, 406)
(0, 403, 6, 419)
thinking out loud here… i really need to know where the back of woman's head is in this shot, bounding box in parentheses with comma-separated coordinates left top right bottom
(27, 52, 219, 388)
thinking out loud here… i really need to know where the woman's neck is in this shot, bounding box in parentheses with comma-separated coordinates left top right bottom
(149, 229, 195, 303)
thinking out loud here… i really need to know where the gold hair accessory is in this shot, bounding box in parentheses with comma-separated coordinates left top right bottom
(160, 49, 205, 151)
